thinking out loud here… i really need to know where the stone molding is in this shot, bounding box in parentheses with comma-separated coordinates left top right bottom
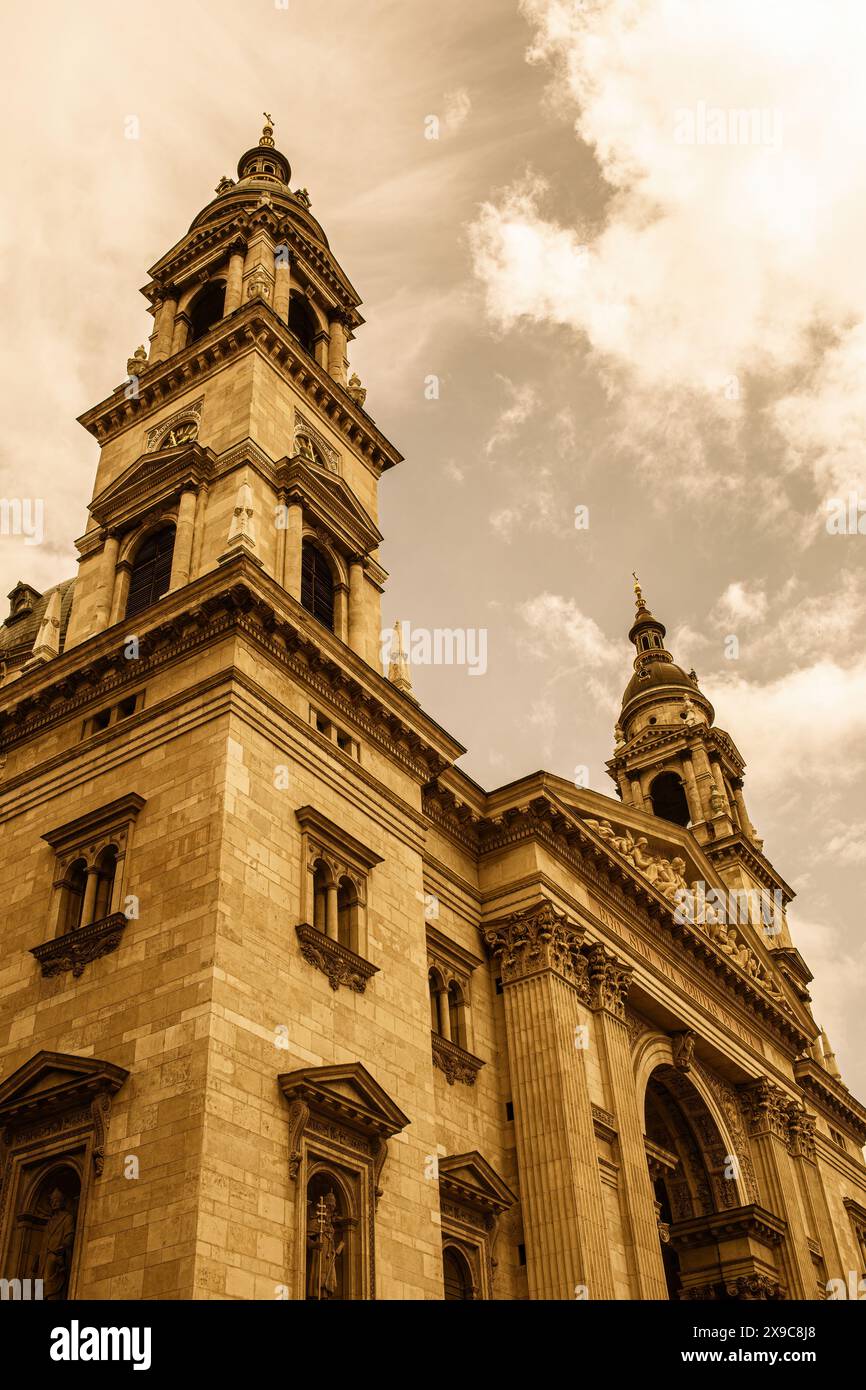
(295, 923, 378, 994)
(431, 1033, 485, 1087)
(31, 912, 128, 979)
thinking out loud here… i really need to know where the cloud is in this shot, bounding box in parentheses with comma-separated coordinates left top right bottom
(484, 374, 539, 455)
(713, 581, 768, 627)
(519, 592, 621, 670)
(469, 0, 866, 509)
(822, 823, 866, 866)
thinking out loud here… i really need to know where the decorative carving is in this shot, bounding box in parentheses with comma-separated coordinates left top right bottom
(89, 1092, 112, 1176)
(483, 900, 588, 992)
(585, 942, 633, 1019)
(286, 1099, 310, 1180)
(347, 372, 366, 408)
(739, 1078, 796, 1142)
(295, 922, 379, 993)
(144, 398, 204, 452)
(30, 913, 128, 979)
(431, 1033, 485, 1087)
(671, 1029, 697, 1073)
(725, 1274, 785, 1300)
(693, 1061, 759, 1203)
(126, 345, 148, 378)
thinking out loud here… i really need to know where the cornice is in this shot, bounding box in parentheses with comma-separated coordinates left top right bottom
(433, 789, 812, 1051)
(0, 558, 464, 783)
(76, 302, 400, 475)
(793, 1058, 866, 1144)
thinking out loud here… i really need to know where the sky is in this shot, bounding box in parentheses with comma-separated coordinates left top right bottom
(1, 0, 864, 1099)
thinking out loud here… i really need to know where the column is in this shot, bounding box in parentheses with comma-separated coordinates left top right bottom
(587, 945, 669, 1299)
(109, 852, 127, 915)
(190, 484, 209, 581)
(334, 583, 349, 644)
(437, 986, 451, 1041)
(274, 251, 291, 321)
(680, 755, 704, 827)
(282, 502, 303, 598)
(325, 884, 339, 941)
(81, 866, 100, 927)
(731, 780, 755, 839)
(171, 312, 192, 355)
(168, 488, 198, 591)
(109, 562, 131, 626)
(788, 1112, 844, 1284)
(94, 533, 120, 632)
(328, 314, 347, 386)
(739, 1080, 816, 1299)
(484, 902, 615, 1300)
(348, 559, 366, 659)
(224, 244, 246, 314)
(153, 290, 177, 362)
(710, 758, 731, 813)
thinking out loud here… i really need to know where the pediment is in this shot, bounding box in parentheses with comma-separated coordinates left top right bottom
(278, 1061, 409, 1139)
(438, 1151, 516, 1214)
(278, 456, 382, 552)
(90, 443, 216, 528)
(0, 1050, 129, 1126)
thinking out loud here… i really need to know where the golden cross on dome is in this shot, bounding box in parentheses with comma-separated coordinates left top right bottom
(263, 112, 274, 127)
(632, 571, 645, 608)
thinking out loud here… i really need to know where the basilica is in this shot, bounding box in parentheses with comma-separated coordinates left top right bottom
(0, 120, 864, 1301)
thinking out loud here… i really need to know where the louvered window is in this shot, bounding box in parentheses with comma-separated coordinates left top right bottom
(301, 541, 334, 631)
(126, 527, 175, 619)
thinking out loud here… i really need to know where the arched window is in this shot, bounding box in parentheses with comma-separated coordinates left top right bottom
(443, 1246, 474, 1301)
(301, 541, 335, 631)
(447, 982, 467, 1049)
(189, 281, 226, 343)
(650, 771, 690, 828)
(60, 859, 87, 933)
(312, 860, 329, 933)
(125, 526, 176, 619)
(429, 969, 446, 1034)
(337, 877, 358, 952)
(93, 846, 118, 922)
(288, 291, 318, 357)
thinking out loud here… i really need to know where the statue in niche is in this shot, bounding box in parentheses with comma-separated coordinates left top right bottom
(306, 1189, 344, 1300)
(38, 1188, 76, 1299)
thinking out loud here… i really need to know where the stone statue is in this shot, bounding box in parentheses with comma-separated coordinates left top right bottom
(347, 372, 367, 408)
(682, 697, 698, 726)
(307, 1190, 343, 1299)
(295, 188, 312, 208)
(614, 722, 626, 749)
(126, 345, 148, 378)
(631, 837, 661, 883)
(40, 1188, 76, 1300)
(227, 481, 256, 550)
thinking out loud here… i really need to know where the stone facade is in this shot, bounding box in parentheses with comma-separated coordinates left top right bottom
(0, 122, 864, 1302)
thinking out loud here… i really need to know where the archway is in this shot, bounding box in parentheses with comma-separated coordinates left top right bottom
(650, 771, 690, 827)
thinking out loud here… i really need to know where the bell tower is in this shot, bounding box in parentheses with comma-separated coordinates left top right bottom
(62, 115, 397, 668)
(607, 578, 809, 968)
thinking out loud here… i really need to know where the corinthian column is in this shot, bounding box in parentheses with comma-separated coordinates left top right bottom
(585, 944, 668, 1299)
(483, 902, 615, 1300)
(738, 1079, 815, 1299)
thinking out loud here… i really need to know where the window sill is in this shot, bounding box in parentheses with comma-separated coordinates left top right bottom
(431, 1032, 486, 1087)
(31, 912, 128, 979)
(295, 922, 379, 994)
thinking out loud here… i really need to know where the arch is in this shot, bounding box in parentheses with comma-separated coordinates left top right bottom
(337, 876, 359, 952)
(447, 981, 467, 1049)
(14, 1161, 82, 1298)
(650, 770, 690, 827)
(125, 524, 176, 619)
(288, 291, 318, 356)
(428, 967, 446, 1034)
(60, 858, 87, 933)
(92, 845, 118, 922)
(301, 540, 335, 631)
(188, 280, 226, 343)
(312, 858, 331, 934)
(442, 1243, 475, 1300)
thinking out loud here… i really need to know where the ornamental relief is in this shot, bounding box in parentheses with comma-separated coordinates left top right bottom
(294, 410, 341, 474)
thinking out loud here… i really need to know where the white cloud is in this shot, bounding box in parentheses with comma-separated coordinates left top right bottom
(713, 581, 768, 626)
(470, 0, 866, 506)
(484, 375, 539, 455)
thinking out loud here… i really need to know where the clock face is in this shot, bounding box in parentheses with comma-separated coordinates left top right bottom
(162, 421, 198, 448)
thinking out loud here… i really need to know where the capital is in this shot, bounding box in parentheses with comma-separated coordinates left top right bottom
(483, 900, 587, 991)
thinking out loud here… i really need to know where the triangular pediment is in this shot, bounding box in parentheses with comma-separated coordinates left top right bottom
(278, 1061, 409, 1138)
(438, 1151, 516, 1213)
(90, 443, 215, 528)
(278, 456, 382, 552)
(0, 1050, 129, 1126)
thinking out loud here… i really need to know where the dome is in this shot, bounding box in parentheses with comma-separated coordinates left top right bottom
(620, 660, 698, 711)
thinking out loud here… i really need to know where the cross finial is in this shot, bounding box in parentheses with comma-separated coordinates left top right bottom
(632, 571, 646, 612)
(263, 112, 274, 127)
(260, 113, 275, 148)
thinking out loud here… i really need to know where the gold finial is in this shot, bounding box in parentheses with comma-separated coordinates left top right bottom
(632, 571, 647, 612)
(261, 112, 275, 148)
